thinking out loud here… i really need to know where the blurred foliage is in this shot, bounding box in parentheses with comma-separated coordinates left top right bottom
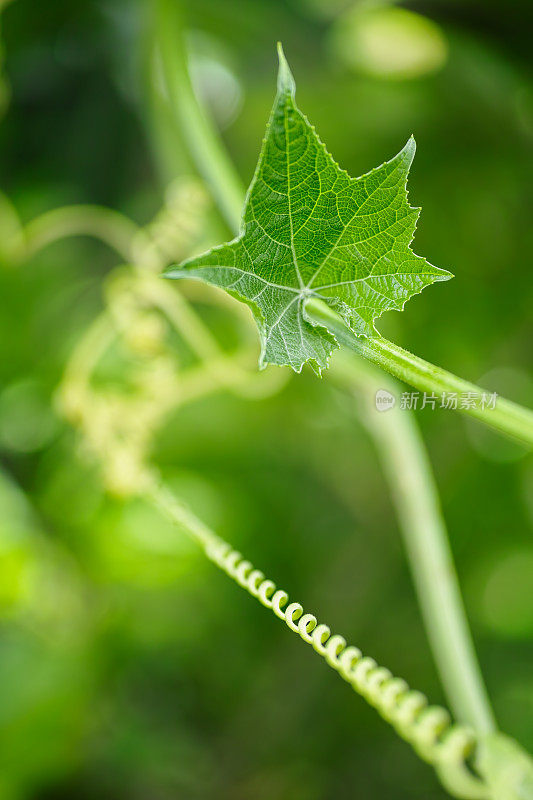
(0, 0, 531, 798)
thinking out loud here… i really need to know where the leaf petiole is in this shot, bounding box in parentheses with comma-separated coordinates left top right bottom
(306, 298, 533, 447)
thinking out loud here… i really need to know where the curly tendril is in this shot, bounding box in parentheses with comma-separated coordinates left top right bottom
(149, 481, 490, 800)
(210, 539, 489, 798)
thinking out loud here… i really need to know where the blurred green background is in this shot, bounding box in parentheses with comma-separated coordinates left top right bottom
(0, 1, 532, 798)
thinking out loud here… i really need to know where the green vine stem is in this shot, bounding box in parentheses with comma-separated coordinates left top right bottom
(330, 350, 495, 734)
(153, 0, 243, 232)
(22, 205, 146, 264)
(146, 477, 489, 800)
(306, 299, 533, 447)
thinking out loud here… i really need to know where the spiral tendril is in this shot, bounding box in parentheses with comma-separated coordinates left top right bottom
(149, 483, 490, 799)
(204, 535, 490, 799)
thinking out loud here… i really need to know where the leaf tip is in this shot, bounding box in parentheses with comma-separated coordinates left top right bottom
(437, 268, 454, 282)
(277, 42, 295, 98)
(402, 135, 417, 167)
(162, 265, 179, 279)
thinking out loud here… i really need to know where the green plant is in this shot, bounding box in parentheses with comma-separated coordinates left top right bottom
(2, 2, 531, 796)
(159, 22, 533, 800)
(165, 44, 533, 447)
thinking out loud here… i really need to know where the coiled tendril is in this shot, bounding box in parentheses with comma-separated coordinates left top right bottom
(207, 538, 490, 799)
(151, 483, 490, 799)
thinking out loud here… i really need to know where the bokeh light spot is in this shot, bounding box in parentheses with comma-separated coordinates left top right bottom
(479, 549, 533, 639)
(330, 5, 448, 80)
(0, 379, 59, 453)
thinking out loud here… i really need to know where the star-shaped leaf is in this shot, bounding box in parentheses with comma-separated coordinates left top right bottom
(165, 44, 452, 373)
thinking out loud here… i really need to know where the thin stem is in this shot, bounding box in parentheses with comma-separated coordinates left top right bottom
(61, 312, 116, 388)
(153, 0, 245, 233)
(134, 271, 288, 398)
(330, 350, 496, 734)
(306, 299, 533, 447)
(22, 205, 145, 263)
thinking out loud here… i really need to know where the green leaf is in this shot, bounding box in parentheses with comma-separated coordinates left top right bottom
(165, 43, 452, 374)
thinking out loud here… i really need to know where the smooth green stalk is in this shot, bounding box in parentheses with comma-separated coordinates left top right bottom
(153, 0, 244, 232)
(22, 205, 144, 263)
(330, 350, 495, 734)
(306, 299, 533, 447)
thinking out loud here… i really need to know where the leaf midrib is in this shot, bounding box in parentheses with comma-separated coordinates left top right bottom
(283, 94, 305, 291)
